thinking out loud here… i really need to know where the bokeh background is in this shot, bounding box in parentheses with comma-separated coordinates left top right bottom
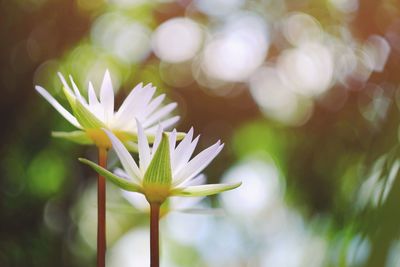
(1, 0, 400, 266)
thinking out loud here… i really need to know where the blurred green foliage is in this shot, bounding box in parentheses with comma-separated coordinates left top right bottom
(1, 0, 400, 266)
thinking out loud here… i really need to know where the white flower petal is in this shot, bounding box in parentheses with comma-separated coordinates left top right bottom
(141, 94, 166, 119)
(115, 82, 143, 119)
(104, 129, 142, 183)
(172, 128, 198, 173)
(100, 70, 114, 122)
(115, 84, 156, 130)
(145, 116, 180, 133)
(132, 85, 157, 119)
(169, 129, 177, 159)
(87, 81, 104, 121)
(151, 124, 164, 156)
(136, 119, 151, 172)
(88, 82, 100, 106)
(170, 196, 204, 211)
(172, 182, 240, 197)
(173, 142, 224, 186)
(122, 190, 149, 211)
(69, 75, 87, 105)
(142, 103, 178, 128)
(179, 174, 207, 187)
(35, 86, 81, 128)
(57, 72, 74, 96)
(114, 168, 130, 180)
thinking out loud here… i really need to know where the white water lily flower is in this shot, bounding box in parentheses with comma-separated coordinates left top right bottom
(79, 121, 241, 203)
(35, 70, 180, 149)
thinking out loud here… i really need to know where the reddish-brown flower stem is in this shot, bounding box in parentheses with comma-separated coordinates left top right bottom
(97, 148, 108, 267)
(150, 202, 161, 267)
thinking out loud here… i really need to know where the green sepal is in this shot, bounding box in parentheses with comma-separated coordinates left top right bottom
(52, 131, 93, 145)
(73, 100, 105, 129)
(171, 182, 242, 197)
(143, 133, 172, 187)
(78, 158, 142, 192)
(62, 86, 76, 110)
(62, 85, 105, 129)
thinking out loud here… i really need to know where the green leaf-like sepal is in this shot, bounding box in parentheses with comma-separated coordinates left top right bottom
(143, 133, 172, 203)
(62, 86, 77, 110)
(171, 182, 242, 197)
(62, 85, 105, 129)
(74, 100, 105, 129)
(52, 131, 93, 145)
(79, 158, 142, 192)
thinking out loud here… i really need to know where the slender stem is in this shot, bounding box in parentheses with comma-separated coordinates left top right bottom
(150, 202, 161, 267)
(97, 148, 108, 267)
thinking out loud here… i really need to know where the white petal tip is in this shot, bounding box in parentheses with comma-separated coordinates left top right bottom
(35, 85, 44, 91)
(102, 128, 113, 136)
(57, 72, 66, 80)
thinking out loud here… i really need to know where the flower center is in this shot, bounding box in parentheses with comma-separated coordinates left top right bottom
(86, 129, 129, 149)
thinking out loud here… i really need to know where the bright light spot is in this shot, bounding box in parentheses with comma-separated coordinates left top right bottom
(122, 191, 149, 212)
(43, 198, 64, 233)
(355, 156, 396, 209)
(74, 184, 126, 250)
(107, 229, 149, 267)
(329, 0, 359, 13)
(362, 35, 391, 72)
(191, 58, 233, 93)
(198, 220, 243, 266)
(202, 13, 269, 82)
(283, 13, 323, 46)
(195, 0, 245, 17)
(108, 0, 145, 7)
(159, 62, 194, 87)
(359, 86, 391, 123)
(277, 43, 334, 96)
(165, 213, 213, 246)
(352, 48, 374, 82)
(221, 158, 283, 218)
(249, 66, 313, 125)
(27, 149, 66, 197)
(346, 235, 371, 266)
(386, 241, 400, 267)
(77, 201, 97, 250)
(262, 234, 326, 267)
(152, 18, 203, 63)
(91, 12, 151, 63)
(260, 210, 326, 267)
(202, 36, 255, 81)
(332, 42, 358, 84)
